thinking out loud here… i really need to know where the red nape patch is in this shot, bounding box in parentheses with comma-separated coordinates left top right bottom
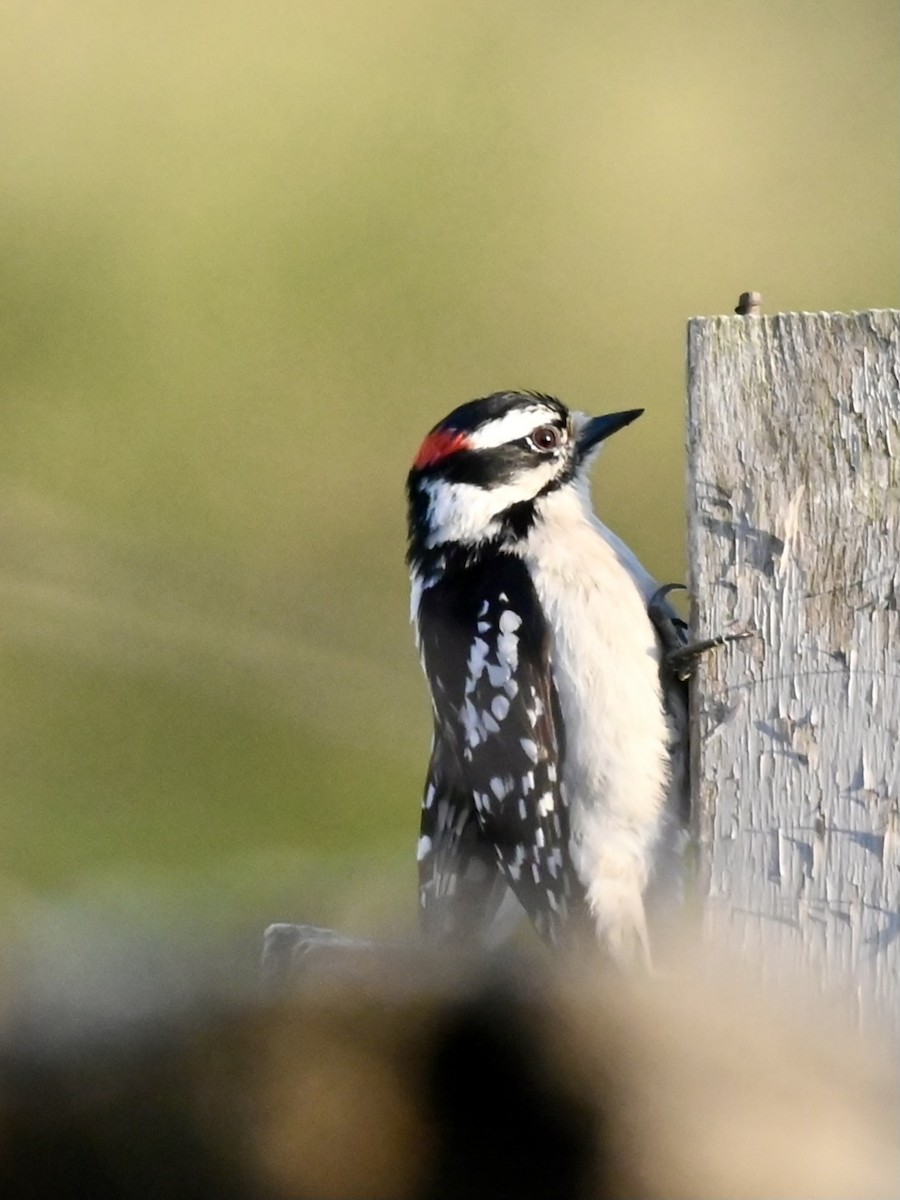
(413, 428, 471, 469)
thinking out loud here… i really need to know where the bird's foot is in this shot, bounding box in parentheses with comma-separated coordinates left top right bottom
(648, 583, 753, 681)
(647, 583, 690, 657)
(666, 629, 752, 680)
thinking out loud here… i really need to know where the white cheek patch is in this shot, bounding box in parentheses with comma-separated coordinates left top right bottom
(421, 461, 560, 546)
(468, 406, 564, 451)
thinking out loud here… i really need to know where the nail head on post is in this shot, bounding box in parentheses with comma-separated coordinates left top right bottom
(735, 291, 763, 316)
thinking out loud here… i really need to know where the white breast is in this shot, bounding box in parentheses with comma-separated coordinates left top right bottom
(519, 484, 671, 962)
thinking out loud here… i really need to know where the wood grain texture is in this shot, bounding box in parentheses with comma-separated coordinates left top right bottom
(687, 310, 900, 1030)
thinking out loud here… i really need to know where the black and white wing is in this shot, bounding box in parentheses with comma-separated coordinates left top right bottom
(415, 737, 510, 942)
(414, 552, 586, 945)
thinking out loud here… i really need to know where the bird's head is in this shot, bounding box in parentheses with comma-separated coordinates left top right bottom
(406, 390, 642, 561)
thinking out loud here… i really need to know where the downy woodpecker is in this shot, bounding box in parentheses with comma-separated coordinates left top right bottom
(407, 391, 689, 965)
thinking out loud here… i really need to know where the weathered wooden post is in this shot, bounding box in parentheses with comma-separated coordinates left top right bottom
(687, 306, 900, 1030)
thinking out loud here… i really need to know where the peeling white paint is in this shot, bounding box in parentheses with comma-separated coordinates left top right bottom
(688, 310, 900, 1033)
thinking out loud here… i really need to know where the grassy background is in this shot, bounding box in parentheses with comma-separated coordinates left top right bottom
(1, 0, 897, 940)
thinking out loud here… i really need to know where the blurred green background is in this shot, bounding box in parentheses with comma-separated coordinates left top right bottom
(1, 0, 897, 941)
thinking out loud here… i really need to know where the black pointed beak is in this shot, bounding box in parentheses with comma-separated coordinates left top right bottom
(576, 408, 644, 458)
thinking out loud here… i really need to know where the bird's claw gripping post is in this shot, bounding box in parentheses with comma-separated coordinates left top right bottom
(648, 583, 752, 682)
(666, 630, 752, 681)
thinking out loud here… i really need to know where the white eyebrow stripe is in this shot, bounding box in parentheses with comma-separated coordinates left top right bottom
(467, 407, 562, 450)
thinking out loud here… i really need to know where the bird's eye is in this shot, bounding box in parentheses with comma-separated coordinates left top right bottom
(529, 425, 562, 452)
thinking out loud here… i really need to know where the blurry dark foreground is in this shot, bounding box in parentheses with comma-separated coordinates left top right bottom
(0, 929, 896, 1200)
